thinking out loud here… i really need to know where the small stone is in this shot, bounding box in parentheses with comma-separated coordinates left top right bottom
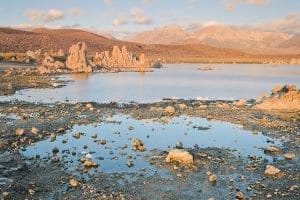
(31, 127, 39, 134)
(83, 160, 98, 167)
(264, 165, 281, 176)
(2, 192, 10, 199)
(265, 146, 281, 154)
(52, 147, 59, 154)
(128, 126, 134, 130)
(266, 194, 272, 198)
(165, 106, 175, 113)
(175, 141, 183, 149)
(28, 189, 35, 195)
(178, 103, 187, 111)
(236, 191, 244, 199)
(15, 128, 24, 136)
(85, 103, 93, 109)
(50, 133, 56, 140)
(208, 174, 217, 182)
(70, 178, 78, 187)
(72, 133, 81, 139)
(126, 161, 134, 168)
(284, 153, 296, 160)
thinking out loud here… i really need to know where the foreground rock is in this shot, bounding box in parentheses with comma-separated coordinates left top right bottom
(165, 149, 193, 165)
(254, 85, 300, 111)
(66, 42, 93, 73)
(264, 165, 281, 177)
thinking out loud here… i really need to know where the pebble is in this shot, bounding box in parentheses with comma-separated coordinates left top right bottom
(175, 141, 183, 149)
(31, 127, 39, 134)
(208, 174, 217, 182)
(236, 191, 244, 199)
(72, 133, 81, 139)
(15, 128, 24, 136)
(284, 153, 295, 160)
(70, 178, 78, 187)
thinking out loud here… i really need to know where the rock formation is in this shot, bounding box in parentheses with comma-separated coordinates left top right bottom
(254, 85, 300, 111)
(38, 55, 66, 74)
(290, 58, 300, 64)
(66, 42, 92, 73)
(92, 46, 147, 70)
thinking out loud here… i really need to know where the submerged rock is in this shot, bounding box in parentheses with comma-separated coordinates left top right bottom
(165, 149, 193, 165)
(132, 138, 146, 152)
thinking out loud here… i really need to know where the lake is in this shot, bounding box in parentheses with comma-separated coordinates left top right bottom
(1, 64, 300, 103)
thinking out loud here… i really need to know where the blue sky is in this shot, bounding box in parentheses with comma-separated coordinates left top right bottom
(0, 0, 299, 38)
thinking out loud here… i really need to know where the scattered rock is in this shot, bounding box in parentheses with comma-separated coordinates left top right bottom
(236, 191, 244, 199)
(31, 127, 39, 134)
(126, 161, 134, 168)
(284, 153, 296, 160)
(264, 165, 281, 177)
(69, 178, 78, 187)
(132, 138, 146, 152)
(165, 149, 193, 165)
(83, 160, 98, 168)
(15, 128, 24, 136)
(178, 103, 187, 111)
(72, 133, 81, 139)
(264, 146, 281, 154)
(233, 99, 247, 106)
(208, 174, 217, 182)
(165, 106, 175, 113)
(175, 141, 183, 149)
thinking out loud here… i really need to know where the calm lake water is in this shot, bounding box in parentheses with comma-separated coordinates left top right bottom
(21, 115, 281, 173)
(1, 64, 300, 103)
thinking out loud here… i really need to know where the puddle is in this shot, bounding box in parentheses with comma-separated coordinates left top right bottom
(21, 115, 282, 175)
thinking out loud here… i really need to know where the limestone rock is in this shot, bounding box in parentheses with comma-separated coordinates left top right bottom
(165, 149, 193, 165)
(66, 42, 92, 73)
(254, 85, 300, 111)
(132, 138, 146, 152)
(264, 165, 281, 176)
(92, 46, 148, 70)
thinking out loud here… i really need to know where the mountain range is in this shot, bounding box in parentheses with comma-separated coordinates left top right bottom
(0, 27, 299, 63)
(126, 25, 300, 55)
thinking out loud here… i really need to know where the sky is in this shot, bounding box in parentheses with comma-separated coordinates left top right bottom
(0, 0, 299, 38)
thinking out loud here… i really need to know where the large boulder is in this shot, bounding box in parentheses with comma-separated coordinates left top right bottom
(165, 149, 193, 165)
(66, 42, 92, 73)
(254, 85, 300, 111)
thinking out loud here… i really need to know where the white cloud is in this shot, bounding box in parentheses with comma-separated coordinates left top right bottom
(223, 0, 270, 11)
(113, 17, 128, 26)
(70, 8, 83, 16)
(130, 8, 152, 25)
(26, 9, 64, 23)
(104, 0, 113, 6)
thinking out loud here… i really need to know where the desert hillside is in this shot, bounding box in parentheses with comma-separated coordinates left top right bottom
(0, 27, 298, 63)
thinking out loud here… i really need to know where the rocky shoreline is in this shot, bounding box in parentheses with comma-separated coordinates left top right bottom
(0, 63, 299, 199)
(0, 95, 299, 199)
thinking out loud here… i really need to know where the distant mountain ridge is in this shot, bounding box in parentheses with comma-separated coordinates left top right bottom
(126, 25, 300, 54)
(0, 27, 298, 64)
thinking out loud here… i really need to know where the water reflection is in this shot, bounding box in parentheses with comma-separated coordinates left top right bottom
(21, 115, 281, 173)
(1, 64, 299, 103)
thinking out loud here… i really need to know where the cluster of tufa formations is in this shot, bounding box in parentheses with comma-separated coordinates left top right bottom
(91, 46, 146, 70)
(254, 85, 300, 111)
(38, 42, 154, 74)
